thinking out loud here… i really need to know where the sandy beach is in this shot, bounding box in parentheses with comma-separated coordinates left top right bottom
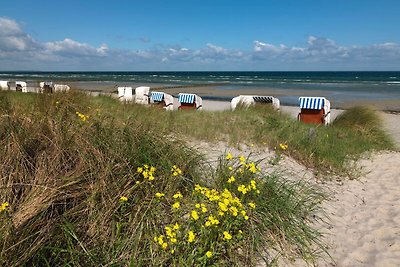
(189, 99, 400, 266)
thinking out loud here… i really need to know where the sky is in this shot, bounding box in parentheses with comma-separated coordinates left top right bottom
(1, 0, 400, 71)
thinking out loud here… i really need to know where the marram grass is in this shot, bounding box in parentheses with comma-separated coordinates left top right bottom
(0, 91, 328, 266)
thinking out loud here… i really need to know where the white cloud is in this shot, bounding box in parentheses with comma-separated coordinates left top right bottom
(1, 17, 400, 70)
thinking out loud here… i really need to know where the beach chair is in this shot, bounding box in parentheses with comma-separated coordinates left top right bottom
(298, 97, 331, 125)
(0, 81, 10, 90)
(178, 93, 203, 110)
(150, 91, 174, 111)
(54, 84, 70, 92)
(15, 81, 27, 92)
(39, 81, 54, 93)
(117, 86, 133, 102)
(231, 95, 280, 110)
(135, 86, 150, 105)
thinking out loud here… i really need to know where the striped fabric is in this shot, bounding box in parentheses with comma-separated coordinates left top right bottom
(299, 97, 325, 110)
(253, 96, 273, 103)
(178, 93, 196, 104)
(151, 91, 164, 102)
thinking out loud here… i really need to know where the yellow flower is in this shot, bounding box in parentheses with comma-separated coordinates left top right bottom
(248, 163, 257, 173)
(155, 192, 165, 198)
(279, 143, 288, 150)
(137, 167, 143, 173)
(195, 203, 201, 209)
(170, 249, 175, 254)
(228, 166, 233, 171)
(173, 192, 183, 199)
(172, 201, 180, 209)
(226, 153, 233, 160)
(248, 202, 256, 209)
(229, 206, 238, 216)
(0, 202, 9, 212)
(223, 231, 232, 240)
(239, 155, 246, 164)
(119, 196, 128, 202)
(227, 176, 235, 183)
(173, 223, 180, 230)
(161, 242, 168, 249)
(238, 185, 248, 195)
(171, 165, 182, 176)
(187, 231, 196, 243)
(205, 251, 213, 258)
(191, 210, 199, 220)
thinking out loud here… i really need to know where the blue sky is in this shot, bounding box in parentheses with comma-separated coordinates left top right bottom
(1, 0, 400, 70)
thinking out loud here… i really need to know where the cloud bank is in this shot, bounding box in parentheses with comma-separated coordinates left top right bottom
(0, 17, 399, 71)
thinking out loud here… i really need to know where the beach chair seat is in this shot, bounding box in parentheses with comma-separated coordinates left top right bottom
(298, 97, 331, 125)
(150, 91, 174, 111)
(231, 95, 280, 110)
(178, 93, 202, 111)
(135, 86, 150, 105)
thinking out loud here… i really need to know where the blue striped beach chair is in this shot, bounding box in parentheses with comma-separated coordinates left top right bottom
(298, 97, 331, 125)
(178, 93, 202, 110)
(230, 95, 280, 110)
(150, 91, 174, 111)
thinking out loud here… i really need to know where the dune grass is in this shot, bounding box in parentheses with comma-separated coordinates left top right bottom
(0, 90, 394, 266)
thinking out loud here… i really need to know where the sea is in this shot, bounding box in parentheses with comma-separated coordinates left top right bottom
(1, 71, 400, 109)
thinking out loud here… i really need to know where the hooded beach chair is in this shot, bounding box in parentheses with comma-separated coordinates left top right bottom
(117, 86, 133, 102)
(0, 81, 10, 90)
(231, 95, 280, 111)
(150, 91, 174, 111)
(135, 86, 150, 105)
(54, 84, 70, 92)
(39, 81, 54, 93)
(298, 97, 331, 125)
(178, 93, 203, 110)
(15, 81, 27, 92)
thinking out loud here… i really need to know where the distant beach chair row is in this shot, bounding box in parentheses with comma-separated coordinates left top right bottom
(0, 80, 70, 93)
(118, 86, 330, 125)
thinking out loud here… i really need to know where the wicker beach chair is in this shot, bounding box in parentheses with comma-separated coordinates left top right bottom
(298, 96, 331, 125)
(231, 95, 280, 110)
(135, 86, 150, 105)
(117, 87, 133, 102)
(178, 93, 203, 110)
(15, 81, 27, 92)
(150, 91, 174, 111)
(39, 81, 54, 93)
(0, 81, 10, 90)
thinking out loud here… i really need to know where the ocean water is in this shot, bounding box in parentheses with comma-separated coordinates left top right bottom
(1, 71, 400, 107)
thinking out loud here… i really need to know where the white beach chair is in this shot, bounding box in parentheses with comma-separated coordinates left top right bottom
(54, 84, 70, 92)
(178, 93, 202, 110)
(15, 81, 27, 92)
(39, 81, 54, 93)
(150, 91, 174, 111)
(135, 86, 150, 105)
(230, 95, 280, 111)
(117, 86, 133, 102)
(0, 81, 10, 90)
(298, 96, 331, 125)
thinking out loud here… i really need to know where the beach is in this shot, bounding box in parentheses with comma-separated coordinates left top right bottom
(1, 77, 400, 266)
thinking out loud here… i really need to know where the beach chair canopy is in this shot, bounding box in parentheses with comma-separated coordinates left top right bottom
(151, 91, 165, 102)
(135, 86, 150, 105)
(253, 96, 274, 103)
(299, 97, 326, 110)
(0, 81, 10, 90)
(178, 93, 196, 104)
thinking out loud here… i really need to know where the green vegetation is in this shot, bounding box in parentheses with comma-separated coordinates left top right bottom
(0, 91, 394, 266)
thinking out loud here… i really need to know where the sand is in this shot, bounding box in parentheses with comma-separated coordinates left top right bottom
(190, 100, 400, 266)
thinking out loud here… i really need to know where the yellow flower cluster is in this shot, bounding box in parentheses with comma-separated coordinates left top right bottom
(223, 231, 232, 240)
(195, 203, 207, 213)
(137, 164, 156, 181)
(279, 143, 288, 150)
(155, 192, 165, 198)
(154, 223, 181, 252)
(75, 111, 89, 122)
(171, 165, 182, 176)
(0, 202, 9, 212)
(187, 230, 196, 243)
(205, 215, 219, 227)
(226, 153, 233, 160)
